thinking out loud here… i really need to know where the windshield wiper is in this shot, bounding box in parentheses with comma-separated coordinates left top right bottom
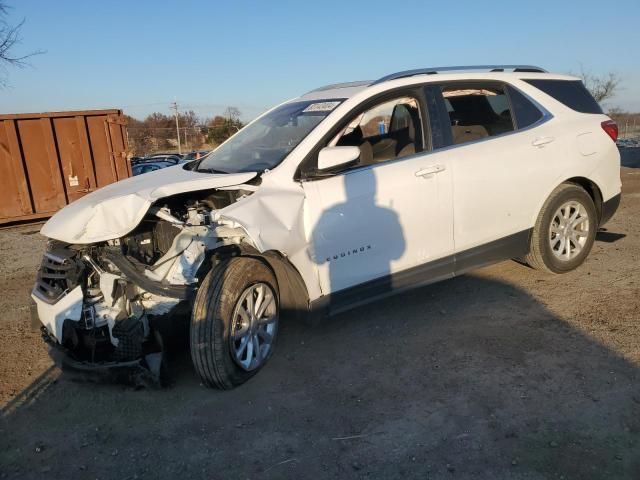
(197, 167, 228, 174)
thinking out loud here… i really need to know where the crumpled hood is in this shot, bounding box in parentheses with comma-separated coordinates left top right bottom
(41, 164, 257, 244)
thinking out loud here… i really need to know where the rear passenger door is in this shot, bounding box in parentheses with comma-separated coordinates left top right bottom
(424, 82, 561, 268)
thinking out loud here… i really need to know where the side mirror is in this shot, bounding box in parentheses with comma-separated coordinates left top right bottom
(317, 146, 360, 171)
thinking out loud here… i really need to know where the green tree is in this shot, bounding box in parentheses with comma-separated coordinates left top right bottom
(206, 107, 244, 145)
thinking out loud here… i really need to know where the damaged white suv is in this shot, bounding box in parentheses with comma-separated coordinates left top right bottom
(32, 65, 621, 389)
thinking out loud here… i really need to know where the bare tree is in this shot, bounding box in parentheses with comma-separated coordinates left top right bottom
(224, 106, 241, 122)
(607, 106, 625, 116)
(0, 1, 43, 86)
(579, 66, 621, 103)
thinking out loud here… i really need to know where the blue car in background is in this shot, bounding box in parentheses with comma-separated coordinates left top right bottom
(131, 154, 181, 176)
(132, 161, 176, 176)
(131, 151, 211, 175)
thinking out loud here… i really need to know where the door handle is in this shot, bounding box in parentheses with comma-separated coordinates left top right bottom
(532, 136, 555, 147)
(415, 165, 446, 178)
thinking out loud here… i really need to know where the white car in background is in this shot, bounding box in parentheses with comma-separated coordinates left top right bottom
(32, 65, 621, 389)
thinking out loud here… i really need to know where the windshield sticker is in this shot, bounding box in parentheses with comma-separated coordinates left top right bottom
(303, 101, 341, 113)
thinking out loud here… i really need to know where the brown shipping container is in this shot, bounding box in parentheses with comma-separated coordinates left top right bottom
(0, 109, 131, 224)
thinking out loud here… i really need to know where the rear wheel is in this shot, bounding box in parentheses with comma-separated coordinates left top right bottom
(522, 183, 597, 273)
(190, 257, 279, 389)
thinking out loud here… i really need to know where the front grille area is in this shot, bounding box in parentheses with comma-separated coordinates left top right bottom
(34, 248, 84, 303)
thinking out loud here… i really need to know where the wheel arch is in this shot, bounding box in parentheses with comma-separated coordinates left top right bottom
(531, 176, 604, 229)
(203, 243, 311, 323)
(564, 176, 603, 223)
(257, 250, 311, 324)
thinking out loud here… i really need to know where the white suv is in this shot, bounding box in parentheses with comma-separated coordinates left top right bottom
(32, 65, 621, 388)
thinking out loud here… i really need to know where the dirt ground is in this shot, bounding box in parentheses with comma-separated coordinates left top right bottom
(0, 151, 639, 479)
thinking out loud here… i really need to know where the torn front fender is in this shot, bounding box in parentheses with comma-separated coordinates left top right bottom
(215, 185, 307, 254)
(213, 178, 322, 301)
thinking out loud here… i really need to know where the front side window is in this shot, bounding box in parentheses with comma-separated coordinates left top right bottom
(329, 96, 424, 167)
(442, 85, 515, 145)
(196, 99, 343, 173)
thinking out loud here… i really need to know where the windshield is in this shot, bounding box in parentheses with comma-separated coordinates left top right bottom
(196, 99, 343, 173)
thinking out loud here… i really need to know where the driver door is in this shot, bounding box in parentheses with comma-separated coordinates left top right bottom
(302, 93, 455, 308)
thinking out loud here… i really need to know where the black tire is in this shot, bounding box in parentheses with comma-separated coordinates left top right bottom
(522, 183, 597, 273)
(190, 257, 279, 389)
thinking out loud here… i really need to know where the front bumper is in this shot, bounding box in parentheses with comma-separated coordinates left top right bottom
(31, 255, 175, 386)
(31, 241, 189, 386)
(42, 327, 164, 386)
(31, 286, 84, 343)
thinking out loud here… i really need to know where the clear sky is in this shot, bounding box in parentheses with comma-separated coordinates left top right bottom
(1, 0, 639, 120)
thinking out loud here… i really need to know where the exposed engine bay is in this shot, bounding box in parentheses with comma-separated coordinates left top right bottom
(32, 184, 258, 384)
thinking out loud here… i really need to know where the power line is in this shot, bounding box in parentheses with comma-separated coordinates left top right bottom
(171, 101, 181, 155)
(119, 101, 172, 108)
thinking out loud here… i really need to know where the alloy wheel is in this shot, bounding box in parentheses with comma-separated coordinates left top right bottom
(548, 200, 590, 261)
(230, 282, 278, 371)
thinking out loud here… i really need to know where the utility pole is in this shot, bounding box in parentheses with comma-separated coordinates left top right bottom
(171, 101, 182, 154)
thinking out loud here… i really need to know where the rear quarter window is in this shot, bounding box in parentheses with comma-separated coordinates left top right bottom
(523, 79, 603, 114)
(505, 85, 544, 129)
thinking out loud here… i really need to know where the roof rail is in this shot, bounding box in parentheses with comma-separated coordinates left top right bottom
(372, 65, 547, 85)
(305, 80, 372, 94)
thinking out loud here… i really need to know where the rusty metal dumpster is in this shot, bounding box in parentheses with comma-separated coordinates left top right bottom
(0, 109, 130, 225)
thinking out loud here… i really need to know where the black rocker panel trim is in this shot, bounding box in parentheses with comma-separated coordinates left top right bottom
(311, 228, 532, 316)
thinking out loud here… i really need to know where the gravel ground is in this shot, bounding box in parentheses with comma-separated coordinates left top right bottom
(0, 155, 639, 479)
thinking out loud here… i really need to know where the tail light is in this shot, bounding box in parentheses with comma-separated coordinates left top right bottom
(601, 120, 618, 142)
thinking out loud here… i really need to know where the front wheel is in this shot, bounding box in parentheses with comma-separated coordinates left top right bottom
(521, 183, 597, 273)
(190, 257, 279, 389)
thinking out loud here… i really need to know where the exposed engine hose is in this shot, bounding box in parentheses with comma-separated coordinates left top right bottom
(102, 250, 195, 300)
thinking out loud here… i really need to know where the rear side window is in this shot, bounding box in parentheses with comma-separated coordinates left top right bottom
(441, 85, 515, 145)
(523, 79, 603, 114)
(506, 85, 544, 129)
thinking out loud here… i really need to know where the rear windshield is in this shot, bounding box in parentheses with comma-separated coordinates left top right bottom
(523, 79, 602, 114)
